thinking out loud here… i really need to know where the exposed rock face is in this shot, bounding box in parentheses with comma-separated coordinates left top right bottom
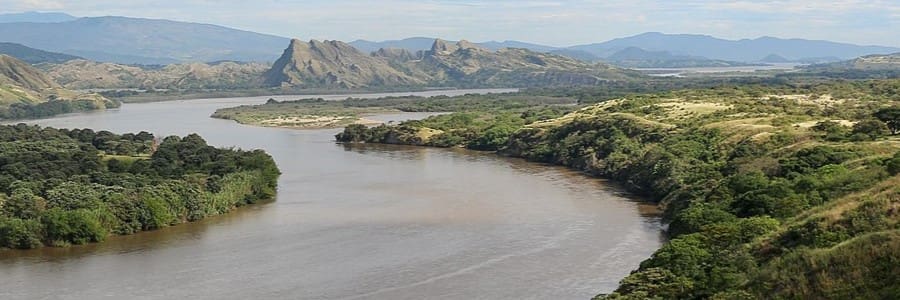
(262, 39, 423, 88)
(372, 48, 419, 63)
(429, 39, 459, 55)
(263, 38, 639, 88)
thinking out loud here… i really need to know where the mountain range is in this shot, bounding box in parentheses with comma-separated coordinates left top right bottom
(1, 12, 897, 67)
(568, 32, 899, 62)
(263, 38, 636, 89)
(352, 34, 899, 67)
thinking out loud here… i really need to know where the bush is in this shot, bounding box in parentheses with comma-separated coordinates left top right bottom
(40, 208, 107, 246)
(0, 216, 42, 249)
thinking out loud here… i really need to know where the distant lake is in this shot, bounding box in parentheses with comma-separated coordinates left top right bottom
(1, 89, 662, 300)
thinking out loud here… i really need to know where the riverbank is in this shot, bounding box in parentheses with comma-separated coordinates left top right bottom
(106, 86, 491, 103)
(4, 90, 662, 299)
(210, 91, 561, 130)
(335, 79, 900, 299)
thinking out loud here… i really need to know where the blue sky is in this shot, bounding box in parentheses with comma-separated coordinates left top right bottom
(2, 0, 899, 47)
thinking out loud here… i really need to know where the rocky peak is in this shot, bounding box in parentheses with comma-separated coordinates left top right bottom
(455, 40, 486, 51)
(263, 38, 424, 88)
(430, 39, 459, 54)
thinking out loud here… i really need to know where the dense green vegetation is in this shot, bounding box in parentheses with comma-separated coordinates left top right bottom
(336, 79, 900, 298)
(0, 124, 279, 249)
(0, 98, 120, 120)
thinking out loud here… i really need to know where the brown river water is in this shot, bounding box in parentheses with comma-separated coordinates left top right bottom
(0, 89, 663, 300)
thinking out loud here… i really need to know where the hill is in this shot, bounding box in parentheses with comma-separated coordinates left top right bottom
(265, 38, 638, 89)
(0, 54, 115, 119)
(0, 42, 81, 64)
(0, 54, 59, 104)
(42, 60, 270, 90)
(806, 53, 900, 71)
(569, 32, 900, 62)
(0, 16, 290, 64)
(334, 80, 900, 299)
(604, 47, 755, 68)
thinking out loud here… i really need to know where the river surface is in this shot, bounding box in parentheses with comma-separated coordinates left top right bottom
(0, 89, 663, 300)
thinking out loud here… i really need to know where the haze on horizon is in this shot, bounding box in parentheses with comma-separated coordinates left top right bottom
(1, 0, 899, 48)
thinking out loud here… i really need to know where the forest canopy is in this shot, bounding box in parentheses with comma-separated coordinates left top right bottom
(0, 124, 280, 249)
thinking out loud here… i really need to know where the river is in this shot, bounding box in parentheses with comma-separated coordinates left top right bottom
(0, 89, 663, 300)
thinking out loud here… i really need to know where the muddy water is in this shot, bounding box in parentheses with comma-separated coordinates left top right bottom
(1, 89, 662, 300)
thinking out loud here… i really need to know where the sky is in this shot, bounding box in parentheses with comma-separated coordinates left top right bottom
(2, 0, 899, 47)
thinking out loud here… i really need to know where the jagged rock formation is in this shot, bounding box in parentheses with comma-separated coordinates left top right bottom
(372, 48, 419, 63)
(264, 38, 638, 88)
(262, 39, 423, 88)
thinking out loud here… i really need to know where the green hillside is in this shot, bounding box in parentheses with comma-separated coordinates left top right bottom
(334, 79, 900, 298)
(0, 54, 117, 120)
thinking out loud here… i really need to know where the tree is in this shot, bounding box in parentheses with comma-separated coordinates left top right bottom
(2, 188, 47, 219)
(873, 107, 900, 135)
(886, 152, 900, 176)
(851, 119, 889, 140)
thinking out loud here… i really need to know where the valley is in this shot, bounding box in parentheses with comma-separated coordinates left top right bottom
(0, 7, 898, 300)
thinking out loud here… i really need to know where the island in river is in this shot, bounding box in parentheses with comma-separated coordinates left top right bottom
(0, 125, 279, 249)
(209, 91, 569, 129)
(2, 89, 664, 299)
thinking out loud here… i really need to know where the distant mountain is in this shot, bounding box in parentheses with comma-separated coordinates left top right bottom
(265, 38, 637, 89)
(568, 32, 900, 62)
(0, 42, 81, 64)
(604, 47, 755, 68)
(0, 11, 77, 23)
(760, 54, 791, 63)
(349, 37, 440, 53)
(478, 40, 558, 52)
(0, 16, 290, 64)
(349, 38, 559, 54)
(548, 49, 600, 62)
